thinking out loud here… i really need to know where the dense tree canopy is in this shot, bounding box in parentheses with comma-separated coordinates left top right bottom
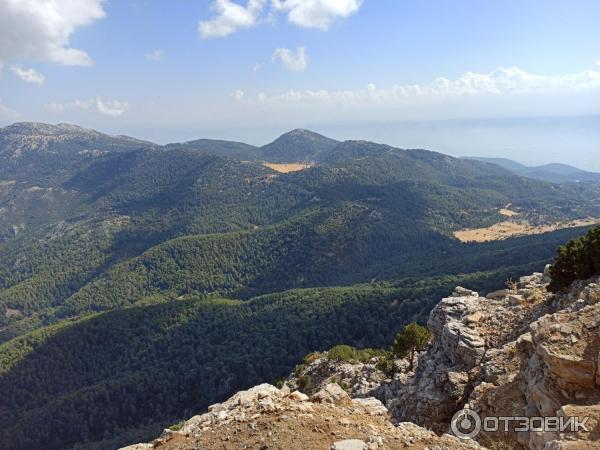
(549, 225, 600, 292)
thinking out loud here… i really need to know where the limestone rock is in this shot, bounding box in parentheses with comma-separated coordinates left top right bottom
(285, 351, 392, 399)
(350, 398, 387, 416)
(288, 390, 309, 402)
(330, 439, 367, 450)
(453, 286, 479, 297)
(486, 289, 511, 299)
(311, 383, 350, 404)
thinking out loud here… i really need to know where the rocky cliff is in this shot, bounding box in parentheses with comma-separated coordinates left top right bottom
(121, 266, 600, 449)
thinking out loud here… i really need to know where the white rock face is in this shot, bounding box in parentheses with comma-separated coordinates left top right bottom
(350, 398, 388, 416)
(330, 439, 367, 450)
(286, 353, 393, 399)
(384, 271, 600, 449)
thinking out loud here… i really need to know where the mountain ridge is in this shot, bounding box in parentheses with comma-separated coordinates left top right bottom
(464, 156, 600, 183)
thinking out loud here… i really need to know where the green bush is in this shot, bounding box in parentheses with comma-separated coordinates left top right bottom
(375, 352, 396, 376)
(326, 345, 386, 363)
(168, 421, 185, 431)
(327, 345, 357, 362)
(549, 225, 600, 292)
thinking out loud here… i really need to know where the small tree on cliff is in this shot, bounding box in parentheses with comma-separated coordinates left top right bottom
(393, 322, 431, 370)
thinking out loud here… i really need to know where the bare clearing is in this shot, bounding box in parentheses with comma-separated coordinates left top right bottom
(454, 218, 600, 243)
(263, 162, 311, 173)
(4, 308, 20, 318)
(499, 208, 519, 217)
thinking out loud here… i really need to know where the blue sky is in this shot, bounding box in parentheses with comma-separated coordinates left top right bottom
(1, 0, 599, 168)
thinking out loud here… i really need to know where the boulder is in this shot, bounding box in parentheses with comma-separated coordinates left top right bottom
(453, 286, 479, 297)
(331, 439, 367, 450)
(288, 390, 309, 402)
(311, 383, 350, 404)
(583, 283, 600, 305)
(351, 397, 387, 416)
(508, 294, 526, 306)
(486, 289, 511, 299)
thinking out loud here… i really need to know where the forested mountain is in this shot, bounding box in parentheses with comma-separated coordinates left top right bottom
(465, 156, 600, 183)
(1, 122, 599, 449)
(260, 128, 339, 162)
(164, 129, 338, 163)
(164, 138, 259, 160)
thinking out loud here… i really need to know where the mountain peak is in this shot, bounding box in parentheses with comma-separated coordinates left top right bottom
(0, 122, 155, 158)
(2, 121, 98, 136)
(260, 128, 339, 163)
(276, 128, 335, 141)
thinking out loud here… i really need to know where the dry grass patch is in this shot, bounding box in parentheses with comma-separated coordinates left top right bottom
(263, 162, 312, 173)
(454, 218, 600, 243)
(499, 208, 519, 217)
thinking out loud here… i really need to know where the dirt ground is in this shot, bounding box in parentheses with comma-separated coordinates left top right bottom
(454, 218, 599, 243)
(263, 162, 311, 173)
(152, 401, 481, 450)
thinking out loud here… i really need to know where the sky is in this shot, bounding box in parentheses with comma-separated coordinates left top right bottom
(0, 0, 599, 169)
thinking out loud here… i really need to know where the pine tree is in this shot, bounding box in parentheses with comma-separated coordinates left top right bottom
(393, 322, 431, 369)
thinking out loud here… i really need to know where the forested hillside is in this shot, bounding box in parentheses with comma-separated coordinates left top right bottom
(1, 122, 599, 449)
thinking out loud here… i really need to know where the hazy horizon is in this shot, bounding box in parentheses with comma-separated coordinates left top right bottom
(1, 0, 599, 169)
(3, 115, 599, 172)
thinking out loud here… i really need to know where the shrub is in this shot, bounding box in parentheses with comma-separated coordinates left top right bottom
(549, 225, 600, 292)
(302, 351, 321, 364)
(326, 345, 387, 363)
(297, 375, 313, 392)
(375, 351, 396, 377)
(293, 363, 306, 376)
(168, 420, 185, 431)
(327, 345, 357, 362)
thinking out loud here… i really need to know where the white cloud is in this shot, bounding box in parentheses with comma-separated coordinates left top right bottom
(272, 47, 308, 72)
(94, 98, 129, 117)
(230, 90, 245, 101)
(199, 0, 266, 39)
(199, 0, 362, 38)
(237, 67, 600, 107)
(228, 67, 600, 124)
(9, 64, 45, 85)
(271, 0, 362, 30)
(145, 49, 165, 61)
(0, 0, 106, 66)
(596, 60, 600, 67)
(44, 97, 129, 117)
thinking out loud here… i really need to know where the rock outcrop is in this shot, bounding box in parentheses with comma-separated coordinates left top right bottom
(468, 282, 600, 449)
(384, 275, 552, 432)
(121, 382, 482, 450)
(383, 269, 600, 449)
(285, 352, 404, 399)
